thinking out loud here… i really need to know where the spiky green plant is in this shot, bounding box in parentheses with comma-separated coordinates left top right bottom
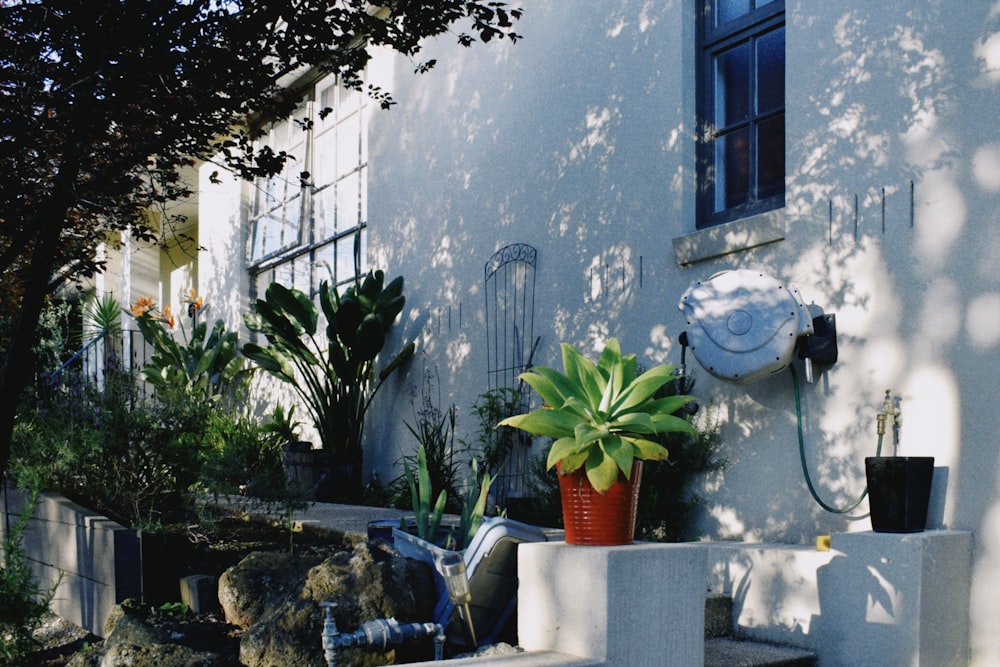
(499, 338, 697, 492)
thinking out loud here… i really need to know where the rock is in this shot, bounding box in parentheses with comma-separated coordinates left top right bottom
(218, 551, 320, 629)
(67, 601, 241, 667)
(228, 540, 437, 667)
(100, 642, 224, 666)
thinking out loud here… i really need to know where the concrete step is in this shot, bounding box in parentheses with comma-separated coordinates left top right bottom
(704, 593, 732, 639)
(704, 594, 816, 666)
(705, 637, 817, 667)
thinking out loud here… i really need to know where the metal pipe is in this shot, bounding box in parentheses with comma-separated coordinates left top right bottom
(321, 602, 445, 666)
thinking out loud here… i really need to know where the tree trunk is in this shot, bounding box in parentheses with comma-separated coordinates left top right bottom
(0, 160, 80, 474)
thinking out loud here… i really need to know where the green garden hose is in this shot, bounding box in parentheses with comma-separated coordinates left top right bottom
(791, 365, 882, 514)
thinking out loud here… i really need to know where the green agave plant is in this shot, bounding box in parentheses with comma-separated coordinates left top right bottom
(499, 338, 697, 493)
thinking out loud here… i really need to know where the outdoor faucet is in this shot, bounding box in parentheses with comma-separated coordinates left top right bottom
(320, 601, 445, 666)
(877, 389, 902, 452)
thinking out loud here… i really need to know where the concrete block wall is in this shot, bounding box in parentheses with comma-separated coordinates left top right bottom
(707, 531, 973, 667)
(0, 488, 140, 637)
(518, 542, 708, 667)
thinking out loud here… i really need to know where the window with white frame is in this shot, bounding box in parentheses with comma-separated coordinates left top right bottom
(697, 0, 785, 228)
(248, 73, 368, 298)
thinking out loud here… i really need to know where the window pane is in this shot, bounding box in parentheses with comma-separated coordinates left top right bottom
(757, 27, 785, 113)
(756, 113, 785, 200)
(337, 172, 360, 230)
(274, 260, 293, 288)
(315, 243, 336, 294)
(263, 214, 281, 256)
(336, 238, 358, 285)
(251, 218, 267, 260)
(285, 197, 303, 247)
(337, 113, 361, 178)
(256, 271, 272, 299)
(715, 128, 750, 212)
(359, 167, 368, 224)
(313, 130, 336, 187)
(717, 0, 750, 25)
(314, 186, 336, 241)
(715, 43, 750, 127)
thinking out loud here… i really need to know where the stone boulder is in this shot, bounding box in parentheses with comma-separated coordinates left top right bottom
(66, 599, 240, 667)
(219, 540, 437, 667)
(217, 551, 320, 629)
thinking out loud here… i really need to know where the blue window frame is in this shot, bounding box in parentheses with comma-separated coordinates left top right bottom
(697, 0, 785, 228)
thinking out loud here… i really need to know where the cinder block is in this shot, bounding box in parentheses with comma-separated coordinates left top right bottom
(518, 541, 706, 667)
(1, 489, 140, 637)
(180, 574, 220, 614)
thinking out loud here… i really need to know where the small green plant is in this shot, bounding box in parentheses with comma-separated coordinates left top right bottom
(460, 387, 523, 478)
(402, 445, 447, 545)
(261, 404, 303, 444)
(457, 457, 495, 550)
(402, 369, 463, 511)
(155, 601, 191, 621)
(0, 484, 59, 666)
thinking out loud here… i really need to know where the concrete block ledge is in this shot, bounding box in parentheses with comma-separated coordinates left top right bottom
(518, 541, 707, 667)
(0, 488, 140, 637)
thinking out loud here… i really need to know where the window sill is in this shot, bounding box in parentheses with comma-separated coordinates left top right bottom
(671, 209, 785, 266)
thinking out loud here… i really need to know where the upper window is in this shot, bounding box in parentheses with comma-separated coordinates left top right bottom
(248, 73, 368, 298)
(697, 0, 785, 228)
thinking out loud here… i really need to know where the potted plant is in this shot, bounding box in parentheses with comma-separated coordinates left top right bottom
(499, 338, 697, 545)
(243, 270, 414, 503)
(864, 390, 934, 533)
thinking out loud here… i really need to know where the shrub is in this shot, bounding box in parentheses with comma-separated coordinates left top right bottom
(0, 484, 58, 666)
(12, 369, 211, 529)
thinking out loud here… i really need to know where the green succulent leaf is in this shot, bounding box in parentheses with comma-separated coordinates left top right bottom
(561, 343, 604, 410)
(586, 446, 622, 493)
(499, 408, 579, 438)
(624, 436, 670, 462)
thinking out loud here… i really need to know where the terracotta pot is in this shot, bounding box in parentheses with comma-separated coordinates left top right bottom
(557, 460, 643, 546)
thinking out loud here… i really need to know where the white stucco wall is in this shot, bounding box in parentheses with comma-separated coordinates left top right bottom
(189, 1, 1000, 662)
(359, 2, 1000, 663)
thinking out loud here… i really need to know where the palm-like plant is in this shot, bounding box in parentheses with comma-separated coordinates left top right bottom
(499, 338, 696, 492)
(243, 270, 414, 467)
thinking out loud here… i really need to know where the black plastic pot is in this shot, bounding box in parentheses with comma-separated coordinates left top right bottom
(865, 456, 934, 533)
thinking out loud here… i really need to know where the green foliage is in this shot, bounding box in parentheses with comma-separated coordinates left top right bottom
(459, 387, 523, 478)
(635, 403, 725, 542)
(198, 412, 287, 502)
(401, 369, 463, 512)
(260, 404, 303, 444)
(32, 298, 75, 373)
(457, 458, 495, 550)
(155, 601, 190, 622)
(133, 313, 249, 405)
(243, 271, 414, 469)
(0, 484, 58, 666)
(499, 338, 697, 492)
(11, 370, 212, 529)
(84, 293, 122, 340)
(402, 445, 447, 545)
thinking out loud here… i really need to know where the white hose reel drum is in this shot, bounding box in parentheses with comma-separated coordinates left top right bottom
(678, 270, 815, 385)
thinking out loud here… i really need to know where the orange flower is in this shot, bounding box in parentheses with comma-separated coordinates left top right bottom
(184, 289, 204, 313)
(162, 304, 175, 329)
(130, 296, 154, 317)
